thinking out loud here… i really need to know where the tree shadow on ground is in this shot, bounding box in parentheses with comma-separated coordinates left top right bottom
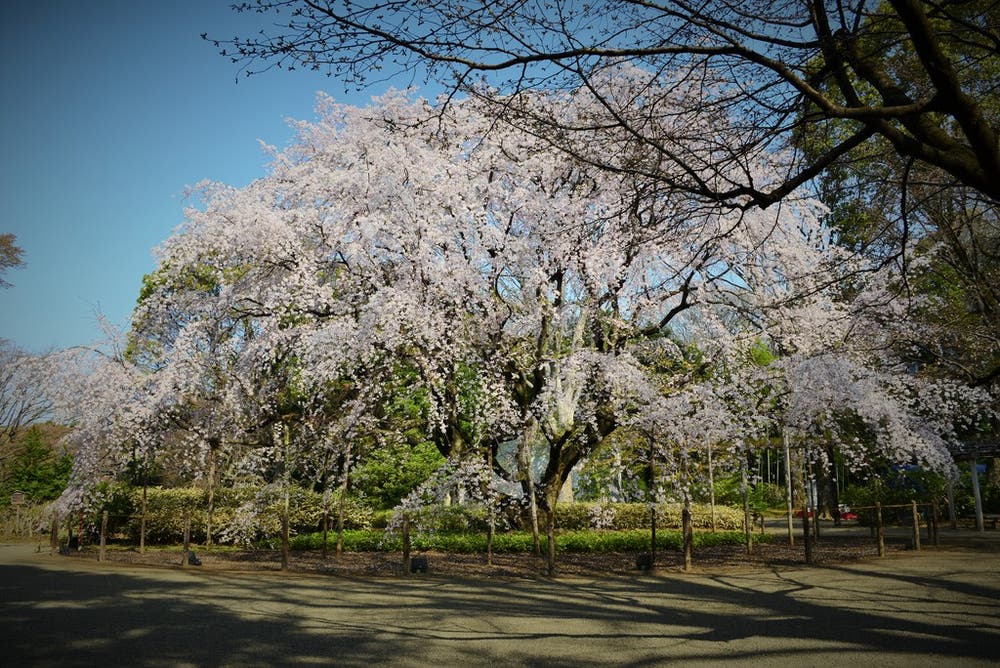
(2, 548, 998, 667)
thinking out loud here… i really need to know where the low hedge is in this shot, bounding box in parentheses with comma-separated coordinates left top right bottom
(380, 502, 747, 535)
(90, 485, 375, 545)
(290, 528, 768, 553)
(554, 502, 745, 531)
(87, 484, 750, 547)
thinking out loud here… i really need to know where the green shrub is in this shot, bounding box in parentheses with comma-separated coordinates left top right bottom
(748, 483, 786, 509)
(93, 485, 378, 546)
(552, 502, 745, 531)
(351, 440, 445, 509)
(289, 527, 763, 553)
(289, 529, 390, 551)
(399, 503, 492, 534)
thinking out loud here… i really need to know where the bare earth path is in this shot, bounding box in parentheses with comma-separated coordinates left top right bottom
(1, 531, 998, 667)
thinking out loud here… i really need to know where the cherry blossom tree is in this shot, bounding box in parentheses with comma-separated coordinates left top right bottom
(121, 78, 847, 571)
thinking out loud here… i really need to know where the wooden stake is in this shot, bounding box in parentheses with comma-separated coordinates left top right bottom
(99, 511, 108, 562)
(876, 502, 885, 557)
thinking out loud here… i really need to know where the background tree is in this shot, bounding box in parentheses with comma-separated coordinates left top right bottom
(0, 424, 72, 505)
(0, 233, 24, 288)
(114, 89, 842, 573)
(0, 342, 53, 457)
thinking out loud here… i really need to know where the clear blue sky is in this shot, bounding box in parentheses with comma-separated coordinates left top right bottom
(0, 1, 386, 353)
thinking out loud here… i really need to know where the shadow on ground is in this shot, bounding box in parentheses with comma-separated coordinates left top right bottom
(2, 538, 999, 667)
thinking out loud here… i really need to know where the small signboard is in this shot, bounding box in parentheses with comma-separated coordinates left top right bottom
(10, 491, 25, 506)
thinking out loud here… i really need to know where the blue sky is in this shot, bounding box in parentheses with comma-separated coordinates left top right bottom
(0, 1, 387, 353)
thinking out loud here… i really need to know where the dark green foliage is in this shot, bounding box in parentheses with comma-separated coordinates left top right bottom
(1, 425, 72, 505)
(290, 528, 767, 553)
(289, 529, 387, 551)
(351, 440, 444, 509)
(843, 461, 1000, 519)
(713, 480, 786, 512)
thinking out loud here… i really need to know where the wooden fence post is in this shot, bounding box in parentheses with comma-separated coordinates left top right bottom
(802, 508, 813, 564)
(181, 513, 191, 568)
(650, 504, 657, 567)
(682, 505, 693, 572)
(50, 512, 59, 555)
(402, 513, 411, 575)
(99, 511, 108, 562)
(931, 501, 939, 546)
(876, 502, 885, 557)
(911, 501, 921, 551)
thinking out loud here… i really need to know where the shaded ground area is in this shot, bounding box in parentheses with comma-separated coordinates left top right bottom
(2, 524, 998, 667)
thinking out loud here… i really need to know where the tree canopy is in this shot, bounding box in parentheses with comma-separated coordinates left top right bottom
(216, 0, 1000, 209)
(48, 90, 989, 536)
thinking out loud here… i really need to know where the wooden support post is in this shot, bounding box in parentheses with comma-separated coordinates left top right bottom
(783, 429, 794, 546)
(911, 501, 921, 551)
(876, 502, 885, 557)
(946, 478, 958, 530)
(99, 511, 108, 562)
(650, 505, 657, 567)
(682, 504, 693, 572)
(931, 501, 939, 546)
(181, 514, 191, 568)
(971, 459, 985, 532)
(50, 512, 59, 555)
(322, 510, 329, 558)
(802, 508, 813, 564)
(741, 457, 753, 555)
(139, 484, 147, 555)
(402, 513, 411, 575)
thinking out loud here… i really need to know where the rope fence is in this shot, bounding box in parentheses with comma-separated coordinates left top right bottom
(795, 500, 938, 563)
(15, 498, 950, 571)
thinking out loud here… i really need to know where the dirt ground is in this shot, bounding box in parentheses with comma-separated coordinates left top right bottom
(4, 526, 998, 666)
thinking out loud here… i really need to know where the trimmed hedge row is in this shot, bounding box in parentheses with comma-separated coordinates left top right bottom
(554, 502, 745, 531)
(290, 528, 768, 553)
(94, 484, 750, 546)
(97, 485, 374, 545)
(387, 501, 747, 533)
